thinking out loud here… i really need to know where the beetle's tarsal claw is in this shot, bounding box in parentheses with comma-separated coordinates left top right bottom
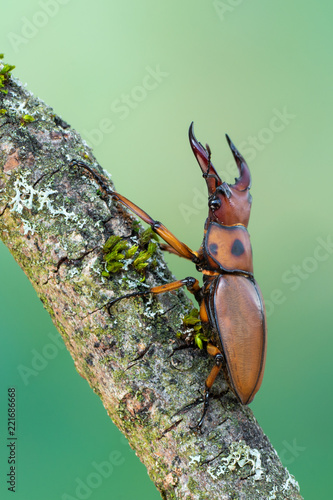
(195, 389, 210, 431)
(106, 291, 147, 315)
(225, 134, 251, 191)
(189, 387, 211, 431)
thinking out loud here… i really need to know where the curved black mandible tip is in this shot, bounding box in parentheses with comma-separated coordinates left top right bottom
(225, 133, 251, 191)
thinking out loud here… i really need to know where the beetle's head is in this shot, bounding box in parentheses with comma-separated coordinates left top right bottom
(189, 122, 252, 227)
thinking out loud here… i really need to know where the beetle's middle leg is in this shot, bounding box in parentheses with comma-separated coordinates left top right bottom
(107, 276, 201, 313)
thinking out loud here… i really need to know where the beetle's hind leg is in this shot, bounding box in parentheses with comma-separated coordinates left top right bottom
(194, 343, 224, 430)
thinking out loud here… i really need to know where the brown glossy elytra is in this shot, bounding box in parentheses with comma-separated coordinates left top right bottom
(70, 123, 267, 428)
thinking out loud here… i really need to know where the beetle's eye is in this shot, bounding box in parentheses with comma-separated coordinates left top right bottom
(209, 198, 221, 211)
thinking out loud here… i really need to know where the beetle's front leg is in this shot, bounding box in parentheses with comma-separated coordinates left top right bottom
(195, 343, 224, 430)
(70, 160, 201, 264)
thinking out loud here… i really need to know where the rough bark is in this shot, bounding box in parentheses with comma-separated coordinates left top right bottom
(0, 66, 303, 499)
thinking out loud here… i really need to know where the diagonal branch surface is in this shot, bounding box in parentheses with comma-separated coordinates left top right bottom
(0, 73, 303, 500)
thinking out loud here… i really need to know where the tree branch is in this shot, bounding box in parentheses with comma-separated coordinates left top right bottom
(0, 68, 303, 499)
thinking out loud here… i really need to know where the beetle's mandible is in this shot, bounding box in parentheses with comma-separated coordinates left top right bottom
(71, 123, 267, 428)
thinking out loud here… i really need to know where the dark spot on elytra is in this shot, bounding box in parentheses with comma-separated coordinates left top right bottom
(231, 239, 244, 256)
(209, 243, 218, 255)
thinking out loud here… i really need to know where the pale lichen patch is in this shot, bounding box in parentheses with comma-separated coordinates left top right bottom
(9, 171, 77, 221)
(188, 455, 201, 466)
(267, 485, 278, 499)
(207, 441, 264, 481)
(282, 469, 300, 493)
(21, 217, 36, 235)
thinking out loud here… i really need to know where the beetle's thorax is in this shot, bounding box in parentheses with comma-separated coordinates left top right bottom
(201, 222, 253, 275)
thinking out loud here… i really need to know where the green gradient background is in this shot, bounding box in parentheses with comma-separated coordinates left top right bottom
(1, 1, 332, 499)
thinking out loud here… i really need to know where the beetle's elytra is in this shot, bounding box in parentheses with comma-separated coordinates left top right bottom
(71, 123, 267, 428)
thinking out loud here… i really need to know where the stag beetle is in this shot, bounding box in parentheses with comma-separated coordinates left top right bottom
(71, 123, 267, 428)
